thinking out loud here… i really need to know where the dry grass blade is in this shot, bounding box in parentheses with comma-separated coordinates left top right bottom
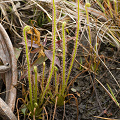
(94, 116, 120, 120)
(30, 0, 52, 20)
(0, 3, 9, 23)
(95, 78, 119, 108)
(16, 98, 25, 120)
(43, 106, 48, 120)
(64, 1, 107, 21)
(96, 19, 120, 50)
(10, 0, 23, 27)
(52, 96, 58, 120)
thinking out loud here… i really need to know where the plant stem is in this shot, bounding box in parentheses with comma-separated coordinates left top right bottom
(42, 62, 45, 91)
(62, 21, 66, 95)
(23, 25, 33, 110)
(107, 0, 113, 18)
(34, 66, 38, 103)
(114, 0, 117, 16)
(66, 0, 80, 86)
(54, 66, 58, 94)
(85, 2, 91, 46)
(41, 0, 56, 103)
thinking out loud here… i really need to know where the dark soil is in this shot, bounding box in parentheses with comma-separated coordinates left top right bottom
(69, 43, 120, 120)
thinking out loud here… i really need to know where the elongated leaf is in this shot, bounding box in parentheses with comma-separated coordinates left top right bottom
(44, 50, 61, 68)
(19, 40, 39, 48)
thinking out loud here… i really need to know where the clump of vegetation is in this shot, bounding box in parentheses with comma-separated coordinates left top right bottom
(0, 0, 120, 119)
(22, 0, 80, 119)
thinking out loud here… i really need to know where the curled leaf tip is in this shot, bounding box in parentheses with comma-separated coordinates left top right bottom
(62, 21, 66, 27)
(54, 66, 58, 71)
(43, 62, 45, 67)
(34, 102, 38, 108)
(85, 3, 91, 7)
(114, 0, 117, 3)
(34, 66, 37, 72)
(24, 25, 31, 32)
